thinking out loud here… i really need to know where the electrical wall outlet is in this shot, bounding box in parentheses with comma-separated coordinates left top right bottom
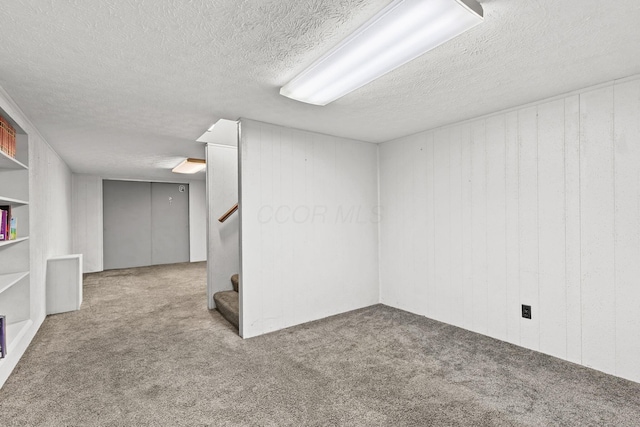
(522, 305, 532, 319)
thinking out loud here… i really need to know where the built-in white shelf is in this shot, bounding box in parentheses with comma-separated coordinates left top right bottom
(0, 237, 29, 248)
(0, 271, 28, 295)
(0, 151, 28, 170)
(5, 319, 33, 353)
(0, 196, 28, 206)
(0, 103, 32, 387)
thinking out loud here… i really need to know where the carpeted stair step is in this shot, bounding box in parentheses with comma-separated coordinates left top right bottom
(213, 290, 239, 330)
(231, 274, 239, 292)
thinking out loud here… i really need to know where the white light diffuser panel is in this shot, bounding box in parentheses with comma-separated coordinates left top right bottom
(280, 0, 483, 106)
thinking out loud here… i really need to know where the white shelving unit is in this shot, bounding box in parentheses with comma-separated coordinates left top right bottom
(0, 237, 29, 248)
(5, 319, 32, 354)
(0, 106, 31, 369)
(0, 271, 29, 295)
(0, 196, 28, 205)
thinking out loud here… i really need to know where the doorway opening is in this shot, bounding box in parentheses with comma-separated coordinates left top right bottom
(203, 119, 241, 335)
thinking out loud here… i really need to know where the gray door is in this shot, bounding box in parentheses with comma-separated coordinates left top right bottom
(150, 182, 189, 265)
(103, 180, 152, 269)
(103, 181, 190, 270)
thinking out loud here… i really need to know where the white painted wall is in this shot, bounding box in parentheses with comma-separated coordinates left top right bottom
(239, 119, 379, 338)
(72, 175, 207, 271)
(189, 181, 206, 262)
(0, 87, 73, 387)
(30, 133, 73, 319)
(379, 76, 640, 383)
(72, 175, 103, 273)
(206, 144, 239, 309)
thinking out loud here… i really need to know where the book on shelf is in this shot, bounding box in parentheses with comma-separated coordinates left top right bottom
(0, 116, 5, 156)
(0, 118, 5, 157)
(0, 315, 6, 358)
(0, 117, 4, 155)
(10, 217, 17, 240)
(0, 115, 16, 158)
(0, 209, 6, 240)
(0, 205, 12, 240)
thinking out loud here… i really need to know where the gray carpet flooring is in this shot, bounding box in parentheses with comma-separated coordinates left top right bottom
(0, 262, 639, 426)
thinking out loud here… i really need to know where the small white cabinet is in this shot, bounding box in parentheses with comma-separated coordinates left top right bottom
(46, 254, 83, 315)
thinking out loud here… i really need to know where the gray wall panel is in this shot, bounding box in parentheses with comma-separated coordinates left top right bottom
(103, 180, 152, 269)
(151, 183, 189, 265)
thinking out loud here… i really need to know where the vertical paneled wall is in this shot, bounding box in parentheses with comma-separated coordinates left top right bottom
(188, 181, 207, 262)
(379, 77, 640, 383)
(71, 174, 103, 273)
(30, 133, 73, 322)
(240, 119, 379, 338)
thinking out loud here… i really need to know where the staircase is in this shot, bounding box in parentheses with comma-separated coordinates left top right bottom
(213, 274, 239, 329)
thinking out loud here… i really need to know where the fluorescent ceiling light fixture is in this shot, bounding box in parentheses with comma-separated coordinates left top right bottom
(172, 158, 206, 174)
(280, 0, 483, 106)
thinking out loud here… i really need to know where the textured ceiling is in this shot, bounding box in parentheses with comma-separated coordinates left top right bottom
(1, 0, 639, 180)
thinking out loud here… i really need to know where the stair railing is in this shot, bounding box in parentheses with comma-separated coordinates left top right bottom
(218, 203, 238, 223)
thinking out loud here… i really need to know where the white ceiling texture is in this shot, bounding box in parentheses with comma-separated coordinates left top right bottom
(1, 0, 639, 181)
